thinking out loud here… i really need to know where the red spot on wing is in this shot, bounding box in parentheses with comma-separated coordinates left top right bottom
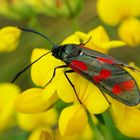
(112, 80, 134, 95)
(93, 69, 111, 83)
(93, 76, 101, 83)
(71, 60, 88, 71)
(121, 80, 135, 91)
(112, 84, 122, 95)
(97, 57, 113, 64)
(68, 64, 81, 74)
(99, 69, 111, 79)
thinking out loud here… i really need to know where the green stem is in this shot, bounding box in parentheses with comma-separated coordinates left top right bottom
(87, 111, 105, 140)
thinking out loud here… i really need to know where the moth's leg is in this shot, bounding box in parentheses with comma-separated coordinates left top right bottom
(64, 70, 82, 104)
(80, 36, 92, 45)
(98, 86, 111, 105)
(44, 65, 68, 87)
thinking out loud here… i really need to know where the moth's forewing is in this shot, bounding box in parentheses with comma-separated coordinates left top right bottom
(66, 45, 140, 106)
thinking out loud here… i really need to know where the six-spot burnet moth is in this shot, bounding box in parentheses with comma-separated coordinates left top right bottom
(12, 27, 140, 106)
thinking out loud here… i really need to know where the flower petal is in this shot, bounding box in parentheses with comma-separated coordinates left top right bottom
(75, 75, 109, 114)
(59, 104, 88, 136)
(0, 83, 20, 131)
(54, 124, 93, 140)
(31, 48, 64, 87)
(97, 0, 140, 25)
(15, 88, 57, 113)
(42, 80, 58, 102)
(0, 26, 21, 52)
(88, 26, 109, 43)
(17, 108, 58, 131)
(110, 100, 140, 138)
(100, 40, 126, 53)
(61, 34, 80, 45)
(28, 127, 53, 140)
(76, 26, 125, 53)
(75, 31, 97, 50)
(75, 32, 88, 42)
(118, 18, 140, 46)
(57, 72, 78, 102)
(54, 129, 79, 140)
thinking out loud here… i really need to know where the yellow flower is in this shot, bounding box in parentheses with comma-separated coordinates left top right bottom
(0, 26, 21, 52)
(110, 63, 140, 138)
(97, 0, 140, 46)
(28, 128, 53, 140)
(110, 100, 140, 138)
(118, 18, 140, 46)
(15, 26, 125, 136)
(58, 103, 98, 136)
(0, 83, 20, 131)
(17, 108, 58, 131)
(54, 124, 94, 140)
(15, 88, 58, 113)
(59, 103, 88, 136)
(97, 0, 140, 26)
(62, 26, 125, 54)
(17, 108, 58, 140)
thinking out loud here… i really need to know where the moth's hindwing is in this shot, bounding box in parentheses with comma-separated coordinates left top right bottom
(67, 45, 140, 106)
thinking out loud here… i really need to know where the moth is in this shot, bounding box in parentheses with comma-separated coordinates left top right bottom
(12, 27, 140, 106)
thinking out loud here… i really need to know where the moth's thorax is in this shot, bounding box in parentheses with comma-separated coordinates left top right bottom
(52, 44, 82, 62)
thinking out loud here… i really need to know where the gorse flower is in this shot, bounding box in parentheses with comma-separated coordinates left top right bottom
(15, 26, 136, 137)
(97, 0, 140, 46)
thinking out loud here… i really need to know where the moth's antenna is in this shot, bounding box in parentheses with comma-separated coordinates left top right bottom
(17, 27, 57, 48)
(11, 50, 52, 83)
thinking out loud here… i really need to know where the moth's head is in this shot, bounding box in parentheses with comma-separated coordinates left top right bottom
(52, 46, 62, 59)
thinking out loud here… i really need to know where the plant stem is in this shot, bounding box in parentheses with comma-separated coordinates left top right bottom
(87, 111, 105, 140)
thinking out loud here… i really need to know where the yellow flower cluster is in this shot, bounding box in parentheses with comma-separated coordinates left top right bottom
(14, 25, 140, 138)
(97, 0, 140, 46)
(1, 25, 140, 139)
(0, 27, 20, 132)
